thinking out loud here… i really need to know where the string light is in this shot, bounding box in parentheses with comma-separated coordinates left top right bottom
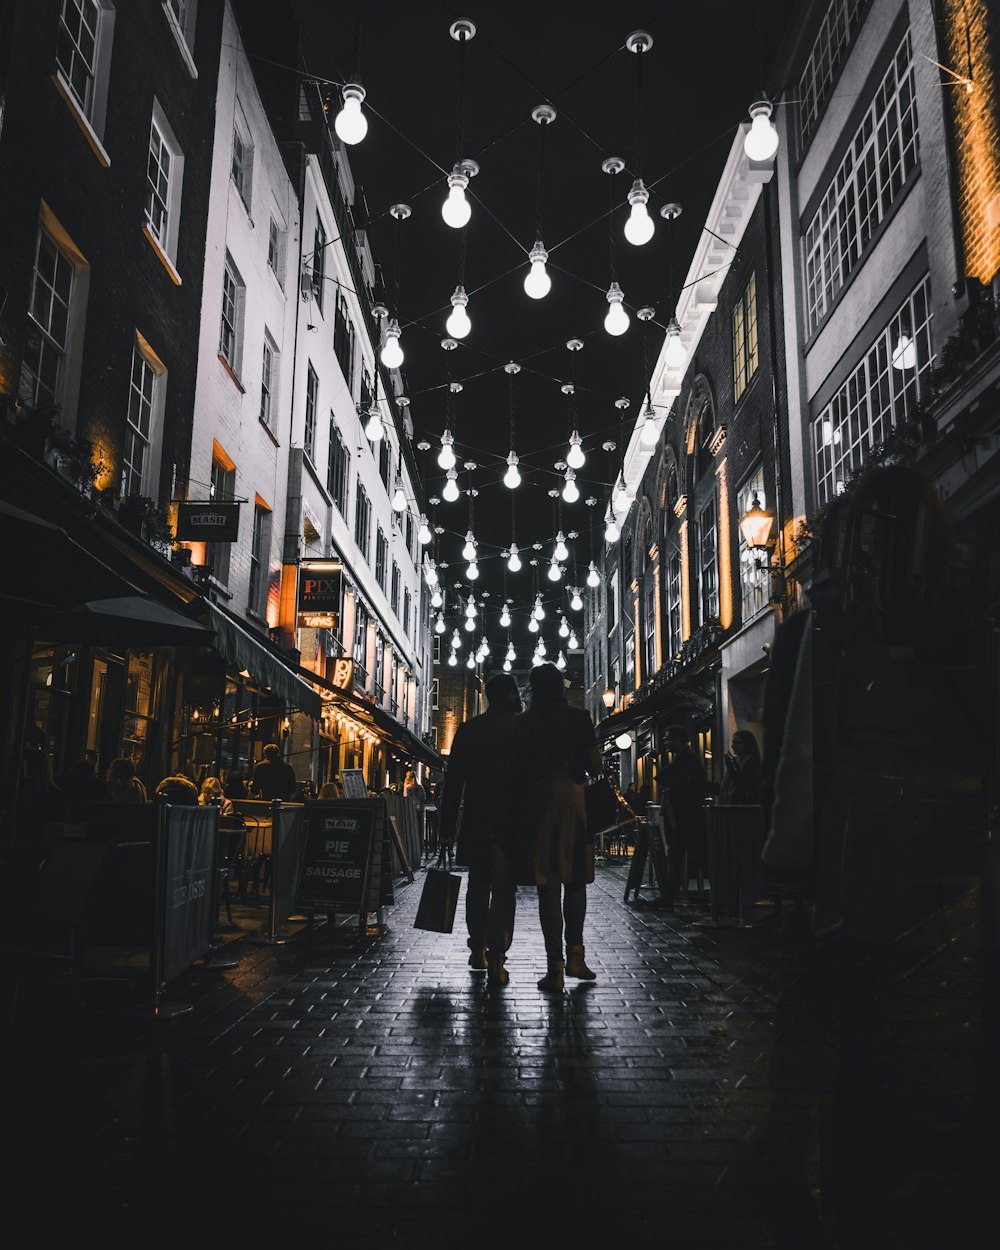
(418, 515, 432, 544)
(442, 469, 460, 502)
(562, 468, 580, 503)
(431, 587, 443, 608)
(507, 543, 522, 572)
(462, 531, 477, 561)
(504, 451, 521, 489)
(566, 430, 585, 469)
(568, 629, 578, 648)
(392, 480, 407, 510)
(554, 531, 569, 562)
(623, 32, 654, 245)
(548, 558, 562, 582)
(435, 613, 446, 634)
(334, 83, 368, 145)
(604, 507, 620, 543)
(587, 560, 601, 587)
(604, 281, 629, 336)
(571, 587, 583, 610)
(446, 285, 471, 338)
(556, 650, 566, 670)
(559, 615, 569, 638)
(438, 429, 456, 469)
(500, 602, 511, 627)
(744, 98, 779, 161)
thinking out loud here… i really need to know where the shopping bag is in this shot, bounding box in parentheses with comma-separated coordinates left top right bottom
(584, 775, 621, 839)
(413, 856, 461, 933)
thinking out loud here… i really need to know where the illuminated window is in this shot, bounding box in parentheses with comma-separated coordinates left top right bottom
(732, 272, 758, 403)
(696, 493, 719, 626)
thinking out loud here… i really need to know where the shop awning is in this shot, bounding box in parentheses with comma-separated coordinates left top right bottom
(598, 674, 716, 743)
(204, 601, 322, 718)
(35, 594, 213, 646)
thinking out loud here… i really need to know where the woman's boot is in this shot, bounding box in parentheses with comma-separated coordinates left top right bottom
(537, 959, 565, 992)
(487, 951, 509, 986)
(565, 945, 596, 980)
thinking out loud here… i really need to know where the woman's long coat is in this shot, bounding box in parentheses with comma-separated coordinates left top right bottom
(513, 701, 602, 886)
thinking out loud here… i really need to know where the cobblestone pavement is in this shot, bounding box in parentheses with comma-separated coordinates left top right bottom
(3, 856, 988, 1248)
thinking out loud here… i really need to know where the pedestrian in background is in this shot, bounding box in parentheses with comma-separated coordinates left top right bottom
(106, 757, 147, 804)
(223, 768, 248, 800)
(718, 731, 762, 806)
(652, 725, 709, 910)
(513, 661, 602, 992)
(439, 673, 522, 985)
(155, 775, 200, 805)
(250, 743, 296, 801)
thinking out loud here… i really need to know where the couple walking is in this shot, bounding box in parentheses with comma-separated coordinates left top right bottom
(439, 661, 602, 991)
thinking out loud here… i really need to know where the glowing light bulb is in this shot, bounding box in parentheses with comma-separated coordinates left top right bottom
(566, 431, 585, 469)
(562, 469, 579, 503)
(532, 653, 543, 667)
(442, 169, 471, 228)
(587, 561, 600, 588)
(435, 614, 445, 634)
(506, 643, 516, 662)
(744, 100, 779, 162)
(665, 317, 687, 370)
(438, 430, 456, 470)
(640, 404, 659, 448)
(554, 532, 569, 562)
(523, 240, 551, 299)
(466, 560, 479, 580)
(448, 652, 458, 666)
(604, 281, 630, 336)
(892, 334, 916, 370)
(534, 598, 545, 620)
(604, 511, 620, 544)
(479, 637, 490, 656)
(462, 531, 477, 561)
(556, 650, 566, 671)
(624, 179, 655, 246)
(445, 286, 471, 339)
(442, 470, 460, 502)
(571, 588, 583, 610)
(465, 597, 477, 618)
(537, 638, 546, 657)
(424, 561, 438, 586)
(365, 407, 382, 441)
(500, 604, 511, 627)
(569, 630, 578, 648)
(464, 617, 475, 632)
(504, 451, 521, 489)
(548, 560, 561, 582)
(503, 658, 512, 672)
(418, 515, 432, 545)
(380, 319, 404, 369)
(507, 544, 522, 572)
(466, 653, 475, 668)
(451, 630, 461, 647)
(613, 478, 630, 516)
(431, 587, 443, 608)
(392, 484, 407, 511)
(334, 84, 367, 145)
(559, 616, 569, 638)
(528, 617, 539, 634)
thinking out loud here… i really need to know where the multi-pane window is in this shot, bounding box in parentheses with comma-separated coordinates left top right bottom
(231, 116, 252, 207)
(219, 254, 243, 372)
(608, 569, 619, 631)
(737, 466, 769, 622)
(123, 340, 157, 497)
(403, 589, 411, 637)
(666, 550, 682, 659)
(390, 563, 400, 615)
(803, 30, 918, 334)
(303, 363, 318, 460)
(165, 0, 196, 51)
(405, 511, 414, 555)
(643, 567, 656, 682)
(312, 219, 326, 313)
(359, 366, 373, 412)
(22, 229, 74, 409)
(390, 654, 400, 716)
(696, 493, 719, 626)
(260, 333, 277, 428)
(798, 0, 865, 148)
(56, 0, 103, 118)
(379, 440, 391, 490)
(354, 482, 371, 560)
(432, 677, 440, 709)
(732, 272, 758, 403)
(327, 419, 349, 514)
(267, 217, 281, 278)
(624, 629, 635, 689)
(248, 502, 271, 617)
(813, 273, 933, 504)
(333, 293, 355, 392)
(145, 118, 172, 246)
(353, 601, 369, 680)
(207, 456, 236, 584)
(373, 633, 385, 703)
(375, 528, 388, 591)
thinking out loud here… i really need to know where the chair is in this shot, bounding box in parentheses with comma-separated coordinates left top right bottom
(216, 817, 248, 924)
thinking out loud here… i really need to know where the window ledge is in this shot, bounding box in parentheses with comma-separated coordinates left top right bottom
(162, 6, 199, 78)
(259, 416, 280, 447)
(51, 71, 111, 167)
(217, 354, 245, 393)
(141, 225, 183, 285)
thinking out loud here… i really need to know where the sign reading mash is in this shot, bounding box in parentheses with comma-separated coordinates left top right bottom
(294, 800, 383, 913)
(176, 501, 241, 542)
(297, 563, 342, 628)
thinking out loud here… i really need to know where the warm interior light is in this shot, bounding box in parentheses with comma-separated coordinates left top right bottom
(624, 179, 655, 246)
(744, 100, 779, 162)
(524, 240, 551, 298)
(604, 282, 630, 336)
(334, 84, 368, 145)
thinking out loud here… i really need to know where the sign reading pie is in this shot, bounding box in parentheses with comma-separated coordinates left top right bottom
(297, 564, 342, 628)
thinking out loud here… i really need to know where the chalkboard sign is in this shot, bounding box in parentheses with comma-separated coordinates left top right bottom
(340, 769, 368, 799)
(294, 800, 383, 913)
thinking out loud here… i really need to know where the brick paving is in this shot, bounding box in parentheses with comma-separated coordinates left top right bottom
(3, 855, 988, 1248)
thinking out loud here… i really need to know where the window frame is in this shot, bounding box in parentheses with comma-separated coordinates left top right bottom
(327, 418, 350, 514)
(54, 0, 115, 149)
(247, 500, 272, 618)
(219, 252, 245, 376)
(737, 466, 769, 622)
(303, 362, 318, 461)
(354, 481, 371, 561)
(143, 100, 185, 275)
(732, 271, 759, 403)
(122, 334, 165, 498)
(207, 455, 236, 585)
(231, 101, 253, 211)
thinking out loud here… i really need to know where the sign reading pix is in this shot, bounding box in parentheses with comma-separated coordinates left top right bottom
(176, 502, 241, 542)
(294, 799, 383, 912)
(297, 565, 342, 628)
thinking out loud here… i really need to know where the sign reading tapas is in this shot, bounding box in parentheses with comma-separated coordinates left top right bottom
(297, 562, 342, 628)
(176, 502, 241, 542)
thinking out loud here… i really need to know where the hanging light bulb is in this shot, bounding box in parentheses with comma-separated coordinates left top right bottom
(507, 544, 522, 573)
(528, 616, 539, 634)
(380, 318, 404, 369)
(612, 476, 630, 516)
(365, 406, 382, 442)
(624, 179, 655, 246)
(523, 240, 551, 299)
(418, 515, 432, 545)
(464, 616, 475, 632)
(392, 482, 407, 511)
(664, 317, 687, 370)
(548, 560, 562, 582)
(503, 658, 512, 672)
(554, 531, 569, 562)
(442, 165, 472, 228)
(442, 469, 460, 502)
(431, 587, 443, 608)
(532, 653, 543, 667)
(587, 561, 601, 588)
(604, 509, 620, 544)
(466, 652, 475, 668)
(465, 596, 477, 618)
(639, 403, 659, 449)
(604, 281, 630, 336)
(500, 603, 511, 628)
(445, 286, 471, 339)
(559, 615, 569, 638)
(448, 651, 458, 667)
(566, 431, 585, 469)
(434, 613, 446, 634)
(424, 560, 438, 587)
(556, 650, 566, 671)
(562, 469, 580, 504)
(479, 637, 490, 656)
(571, 588, 583, 611)
(537, 638, 546, 656)
(438, 430, 457, 470)
(568, 629, 579, 648)
(892, 333, 917, 370)
(462, 531, 477, 561)
(451, 629, 462, 648)
(466, 560, 479, 580)
(533, 596, 545, 620)
(505, 642, 516, 662)
(333, 83, 368, 145)
(744, 99, 779, 162)
(503, 450, 521, 489)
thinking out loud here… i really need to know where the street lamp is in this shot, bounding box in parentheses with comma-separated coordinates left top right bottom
(738, 494, 775, 570)
(601, 688, 616, 710)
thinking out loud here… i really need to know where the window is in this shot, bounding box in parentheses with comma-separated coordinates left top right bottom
(354, 482, 371, 560)
(732, 272, 758, 402)
(405, 511, 414, 556)
(55, 0, 114, 142)
(803, 30, 918, 334)
(390, 654, 399, 716)
(737, 467, 769, 621)
(666, 550, 682, 659)
(390, 563, 400, 615)
(624, 629, 635, 689)
(267, 216, 282, 280)
(333, 293, 355, 392)
(207, 453, 236, 584)
(433, 635, 441, 665)
(219, 252, 244, 374)
(304, 363, 318, 460)
(432, 677, 440, 709)
(248, 500, 271, 617)
(375, 527, 388, 591)
(608, 569, 619, 631)
(327, 419, 350, 514)
(164, 0, 197, 53)
(696, 493, 719, 626)
(353, 600, 368, 680)
(142, 101, 184, 272)
(359, 365, 373, 412)
(813, 273, 933, 504)
(643, 567, 656, 682)
(403, 589, 411, 636)
(231, 123, 250, 207)
(373, 633, 385, 703)
(379, 439, 391, 490)
(21, 228, 75, 410)
(260, 332, 277, 429)
(123, 336, 163, 497)
(312, 219, 326, 313)
(798, 0, 865, 148)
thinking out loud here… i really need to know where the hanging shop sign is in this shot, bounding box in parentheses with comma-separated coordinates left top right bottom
(298, 562, 343, 628)
(329, 656, 354, 689)
(176, 501, 241, 542)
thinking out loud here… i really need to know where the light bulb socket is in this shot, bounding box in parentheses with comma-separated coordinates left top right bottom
(341, 82, 366, 106)
(528, 240, 549, 264)
(627, 178, 649, 207)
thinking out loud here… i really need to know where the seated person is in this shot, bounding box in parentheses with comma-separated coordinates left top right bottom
(155, 775, 200, 805)
(250, 744, 297, 801)
(198, 775, 234, 816)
